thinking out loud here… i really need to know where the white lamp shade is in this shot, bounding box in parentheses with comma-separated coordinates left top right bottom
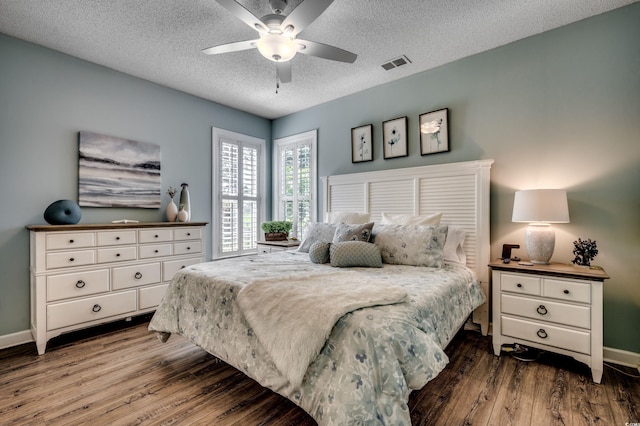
(512, 189, 570, 224)
(257, 34, 297, 62)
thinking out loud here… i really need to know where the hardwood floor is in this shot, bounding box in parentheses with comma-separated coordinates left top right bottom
(1, 316, 638, 425)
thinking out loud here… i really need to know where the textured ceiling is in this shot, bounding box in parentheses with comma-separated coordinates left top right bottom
(0, 0, 634, 119)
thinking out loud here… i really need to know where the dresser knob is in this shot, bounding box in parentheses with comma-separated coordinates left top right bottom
(563, 289, 570, 294)
(537, 329, 548, 339)
(116, 253, 121, 257)
(154, 249, 159, 253)
(69, 239, 74, 244)
(516, 283, 522, 288)
(186, 246, 191, 250)
(536, 305, 548, 315)
(187, 232, 191, 236)
(155, 234, 159, 238)
(69, 257, 75, 262)
(134, 272, 142, 279)
(116, 236, 120, 240)
(92, 304, 102, 313)
(75, 280, 86, 289)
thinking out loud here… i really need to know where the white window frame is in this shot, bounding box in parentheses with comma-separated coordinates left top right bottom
(212, 127, 266, 259)
(273, 129, 318, 239)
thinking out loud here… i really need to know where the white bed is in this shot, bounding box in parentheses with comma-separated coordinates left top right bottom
(149, 159, 493, 425)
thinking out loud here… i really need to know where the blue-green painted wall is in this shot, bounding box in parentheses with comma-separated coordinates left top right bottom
(0, 34, 271, 337)
(273, 4, 640, 353)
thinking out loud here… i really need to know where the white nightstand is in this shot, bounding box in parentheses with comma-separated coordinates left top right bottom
(490, 260, 609, 383)
(256, 240, 300, 254)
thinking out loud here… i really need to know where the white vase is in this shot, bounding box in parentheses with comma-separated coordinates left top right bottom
(166, 199, 178, 222)
(177, 208, 189, 223)
(179, 183, 191, 222)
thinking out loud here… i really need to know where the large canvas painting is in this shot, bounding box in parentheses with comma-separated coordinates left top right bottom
(78, 131, 161, 208)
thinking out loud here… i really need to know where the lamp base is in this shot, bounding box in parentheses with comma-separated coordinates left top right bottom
(525, 224, 555, 264)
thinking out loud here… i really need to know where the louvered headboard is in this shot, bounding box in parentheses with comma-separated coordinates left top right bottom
(321, 159, 493, 335)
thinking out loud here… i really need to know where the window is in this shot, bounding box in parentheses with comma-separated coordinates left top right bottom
(212, 128, 266, 258)
(273, 130, 317, 239)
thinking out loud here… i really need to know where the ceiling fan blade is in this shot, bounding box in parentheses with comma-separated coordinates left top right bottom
(296, 40, 357, 63)
(276, 62, 292, 83)
(202, 39, 258, 55)
(215, 0, 269, 33)
(281, 0, 334, 36)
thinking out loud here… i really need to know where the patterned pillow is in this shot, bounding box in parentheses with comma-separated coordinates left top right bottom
(329, 241, 383, 268)
(326, 211, 371, 224)
(443, 226, 467, 264)
(332, 222, 374, 244)
(309, 241, 331, 264)
(371, 224, 448, 267)
(298, 222, 337, 253)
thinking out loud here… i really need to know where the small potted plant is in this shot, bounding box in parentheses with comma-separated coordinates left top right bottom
(571, 238, 598, 267)
(261, 221, 292, 241)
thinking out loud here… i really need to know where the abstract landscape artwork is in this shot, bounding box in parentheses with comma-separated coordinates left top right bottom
(78, 131, 161, 208)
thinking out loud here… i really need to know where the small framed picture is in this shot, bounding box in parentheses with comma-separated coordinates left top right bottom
(420, 108, 449, 155)
(351, 124, 373, 163)
(382, 116, 408, 159)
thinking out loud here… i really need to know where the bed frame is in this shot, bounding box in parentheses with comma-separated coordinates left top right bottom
(322, 159, 493, 335)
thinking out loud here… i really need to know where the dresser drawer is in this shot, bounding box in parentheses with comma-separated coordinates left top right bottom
(97, 230, 137, 246)
(97, 246, 137, 263)
(47, 291, 137, 330)
(139, 229, 172, 243)
(543, 279, 590, 304)
(501, 273, 541, 296)
(174, 227, 202, 241)
(139, 244, 172, 259)
(174, 241, 201, 255)
(162, 257, 202, 281)
(47, 269, 110, 302)
(46, 250, 95, 269)
(501, 316, 590, 355)
(46, 232, 95, 250)
(139, 284, 170, 309)
(112, 262, 161, 290)
(501, 294, 590, 329)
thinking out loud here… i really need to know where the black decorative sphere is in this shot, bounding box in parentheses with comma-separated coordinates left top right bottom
(44, 199, 81, 225)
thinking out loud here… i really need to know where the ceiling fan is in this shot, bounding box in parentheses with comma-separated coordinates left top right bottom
(202, 0, 357, 84)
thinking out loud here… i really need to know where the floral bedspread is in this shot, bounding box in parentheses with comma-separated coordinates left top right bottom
(148, 251, 485, 425)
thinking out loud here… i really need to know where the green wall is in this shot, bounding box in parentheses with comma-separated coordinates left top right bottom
(273, 4, 640, 353)
(0, 34, 271, 337)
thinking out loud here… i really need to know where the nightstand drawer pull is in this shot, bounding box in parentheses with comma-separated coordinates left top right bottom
(536, 305, 548, 315)
(134, 272, 143, 279)
(92, 304, 102, 313)
(537, 329, 548, 339)
(75, 280, 86, 289)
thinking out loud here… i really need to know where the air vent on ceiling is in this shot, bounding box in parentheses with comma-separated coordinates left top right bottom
(381, 55, 412, 71)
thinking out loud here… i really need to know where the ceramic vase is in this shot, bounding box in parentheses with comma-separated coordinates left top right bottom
(177, 208, 189, 222)
(165, 199, 178, 222)
(179, 183, 191, 222)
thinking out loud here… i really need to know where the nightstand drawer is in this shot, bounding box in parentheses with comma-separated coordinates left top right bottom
(501, 273, 541, 296)
(543, 279, 590, 303)
(112, 263, 161, 290)
(501, 316, 590, 355)
(47, 291, 137, 331)
(47, 269, 110, 302)
(501, 294, 590, 329)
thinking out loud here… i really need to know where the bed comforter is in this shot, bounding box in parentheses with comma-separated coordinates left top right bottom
(148, 251, 485, 425)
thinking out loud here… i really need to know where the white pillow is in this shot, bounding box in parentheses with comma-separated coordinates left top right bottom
(326, 211, 371, 224)
(380, 212, 442, 226)
(443, 227, 467, 264)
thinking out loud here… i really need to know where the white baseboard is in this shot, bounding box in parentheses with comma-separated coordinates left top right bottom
(603, 346, 640, 373)
(0, 330, 33, 351)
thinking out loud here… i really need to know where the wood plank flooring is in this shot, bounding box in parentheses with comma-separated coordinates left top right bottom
(1, 315, 638, 425)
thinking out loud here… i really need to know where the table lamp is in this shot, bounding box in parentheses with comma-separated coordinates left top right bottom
(512, 189, 570, 264)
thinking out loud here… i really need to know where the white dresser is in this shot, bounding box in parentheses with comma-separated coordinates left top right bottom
(27, 222, 207, 354)
(490, 260, 609, 383)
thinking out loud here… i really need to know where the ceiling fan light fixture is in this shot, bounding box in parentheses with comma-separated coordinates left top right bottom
(257, 34, 296, 62)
